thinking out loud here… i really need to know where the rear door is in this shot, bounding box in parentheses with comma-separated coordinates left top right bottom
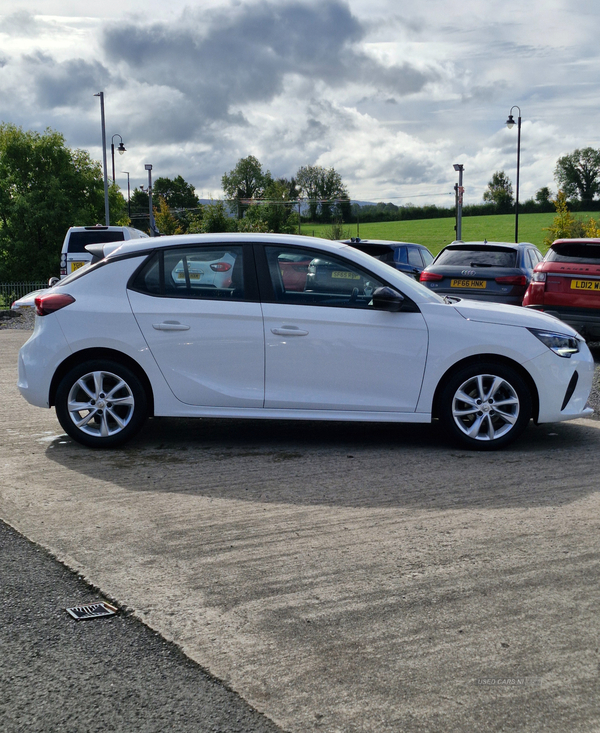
(128, 243, 265, 407)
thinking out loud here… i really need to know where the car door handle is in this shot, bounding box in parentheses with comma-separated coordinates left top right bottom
(152, 321, 191, 331)
(271, 327, 309, 337)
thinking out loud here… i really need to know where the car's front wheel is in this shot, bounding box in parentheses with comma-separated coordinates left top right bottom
(439, 362, 532, 450)
(55, 360, 148, 448)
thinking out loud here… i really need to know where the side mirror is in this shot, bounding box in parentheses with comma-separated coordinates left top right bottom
(372, 286, 404, 312)
(48, 276, 59, 287)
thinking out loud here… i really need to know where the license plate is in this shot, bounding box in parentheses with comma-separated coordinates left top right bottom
(451, 279, 487, 289)
(332, 271, 360, 280)
(176, 271, 203, 280)
(571, 279, 600, 291)
(71, 261, 85, 272)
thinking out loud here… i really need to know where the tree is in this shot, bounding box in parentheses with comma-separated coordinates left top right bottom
(535, 186, 553, 205)
(153, 176, 199, 210)
(129, 187, 151, 233)
(188, 200, 235, 234)
(221, 156, 272, 218)
(543, 191, 585, 246)
(153, 197, 183, 236)
(244, 179, 299, 234)
(296, 165, 349, 222)
(554, 148, 600, 204)
(0, 123, 125, 281)
(482, 171, 514, 212)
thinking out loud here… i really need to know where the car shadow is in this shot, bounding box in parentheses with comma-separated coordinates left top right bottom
(44, 416, 600, 511)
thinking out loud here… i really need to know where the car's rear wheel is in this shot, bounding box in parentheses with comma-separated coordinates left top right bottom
(439, 362, 532, 450)
(55, 360, 148, 448)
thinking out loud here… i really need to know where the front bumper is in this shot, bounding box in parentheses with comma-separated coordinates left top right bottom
(525, 341, 595, 423)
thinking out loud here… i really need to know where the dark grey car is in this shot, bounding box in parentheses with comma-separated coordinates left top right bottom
(341, 239, 434, 280)
(419, 241, 543, 305)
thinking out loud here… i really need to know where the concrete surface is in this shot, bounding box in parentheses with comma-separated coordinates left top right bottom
(0, 519, 284, 733)
(2, 329, 600, 732)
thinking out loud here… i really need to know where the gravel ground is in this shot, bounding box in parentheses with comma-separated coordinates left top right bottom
(3, 306, 599, 416)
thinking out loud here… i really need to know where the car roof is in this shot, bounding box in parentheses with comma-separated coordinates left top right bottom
(551, 238, 600, 246)
(103, 232, 355, 260)
(442, 240, 535, 250)
(342, 239, 426, 247)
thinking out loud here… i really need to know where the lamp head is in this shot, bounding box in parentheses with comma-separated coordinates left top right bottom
(117, 142, 126, 155)
(506, 114, 516, 129)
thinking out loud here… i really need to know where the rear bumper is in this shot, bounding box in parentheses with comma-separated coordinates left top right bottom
(525, 304, 600, 341)
(426, 290, 525, 306)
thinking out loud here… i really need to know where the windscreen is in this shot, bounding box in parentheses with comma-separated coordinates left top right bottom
(435, 247, 517, 268)
(546, 242, 600, 263)
(67, 231, 125, 254)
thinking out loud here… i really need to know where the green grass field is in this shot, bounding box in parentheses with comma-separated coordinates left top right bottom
(301, 212, 598, 257)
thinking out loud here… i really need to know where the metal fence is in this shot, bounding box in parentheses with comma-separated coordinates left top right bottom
(0, 282, 47, 309)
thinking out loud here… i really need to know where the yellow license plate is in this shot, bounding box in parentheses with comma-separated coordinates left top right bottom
(71, 261, 85, 272)
(332, 271, 360, 280)
(571, 279, 600, 291)
(451, 279, 487, 289)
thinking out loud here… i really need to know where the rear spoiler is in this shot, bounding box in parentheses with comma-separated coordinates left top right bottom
(85, 242, 127, 264)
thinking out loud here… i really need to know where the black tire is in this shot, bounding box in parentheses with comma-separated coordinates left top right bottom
(439, 361, 532, 450)
(55, 360, 148, 448)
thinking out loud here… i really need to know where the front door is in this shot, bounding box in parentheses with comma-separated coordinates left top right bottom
(260, 245, 429, 412)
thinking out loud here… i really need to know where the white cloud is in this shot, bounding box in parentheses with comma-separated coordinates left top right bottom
(0, 0, 599, 202)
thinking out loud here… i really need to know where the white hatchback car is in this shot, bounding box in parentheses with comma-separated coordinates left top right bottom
(18, 233, 594, 450)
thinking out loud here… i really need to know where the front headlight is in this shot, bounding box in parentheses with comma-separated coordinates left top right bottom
(527, 328, 580, 358)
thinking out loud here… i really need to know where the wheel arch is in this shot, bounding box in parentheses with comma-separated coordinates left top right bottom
(49, 348, 155, 416)
(431, 353, 539, 423)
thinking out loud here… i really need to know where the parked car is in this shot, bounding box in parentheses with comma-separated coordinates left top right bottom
(420, 241, 543, 305)
(60, 224, 148, 278)
(523, 238, 600, 341)
(342, 239, 434, 279)
(11, 288, 51, 311)
(18, 233, 593, 451)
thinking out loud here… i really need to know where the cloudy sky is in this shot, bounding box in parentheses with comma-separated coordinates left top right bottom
(1, 0, 599, 207)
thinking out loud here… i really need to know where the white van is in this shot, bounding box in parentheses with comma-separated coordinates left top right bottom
(60, 225, 149, 278)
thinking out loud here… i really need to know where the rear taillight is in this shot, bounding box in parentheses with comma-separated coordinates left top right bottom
(495, 275, 528, 286)
(532, 272, 546, 283)
(420, 271, 443, 282)
(35, 293, 76, 316)
(210, 262, 232, 272)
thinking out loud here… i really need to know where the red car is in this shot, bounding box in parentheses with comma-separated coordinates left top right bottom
(523, 238, 600, 341)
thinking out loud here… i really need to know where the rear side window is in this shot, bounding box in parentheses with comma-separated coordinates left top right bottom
(435, 247, 517, 268)
(407, 248, 423, 267)
(66, 231, 125, 254)
(546, 243, 600, 263)
(130, 245, 246, 300)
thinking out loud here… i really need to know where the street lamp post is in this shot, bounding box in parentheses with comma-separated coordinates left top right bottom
(111, 134, 126, 182)
(145, 164, 158, 236)
(93, 92, 110, 225)
(453, 164, 464, 241)
(506, 106, 522, 243)
(121, 171, 131, 218)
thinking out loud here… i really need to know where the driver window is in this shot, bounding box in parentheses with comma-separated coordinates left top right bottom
(264, 246, 385, 308)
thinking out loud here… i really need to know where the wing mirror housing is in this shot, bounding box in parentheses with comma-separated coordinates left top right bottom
(372, 286, 404, 312)
(48, 276, 59, 287)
